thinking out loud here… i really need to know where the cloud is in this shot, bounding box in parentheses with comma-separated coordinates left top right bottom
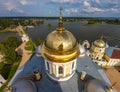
(19, 0, 36, 5)
(84, 7, 104, 13)
(83, 0, 104, 13)
(3, 2, 16, 11)
(84, 1, 91, 7)
(50, 0, 82, 4)
(1, 1, 25, 15)
(0, 0, 120, 17)
(15, 8, 24, 13)
(65, 8, 79, 15)
(111, 8, 119, 12)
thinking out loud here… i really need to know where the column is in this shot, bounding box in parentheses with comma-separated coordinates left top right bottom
(45, 61, 48, 70)
(55, 64, 58, 77)
(73, 60, 76, 70)
(69, 62, 72, 74)
(49, 62, 52, 74)
(63, 64, 66, 77)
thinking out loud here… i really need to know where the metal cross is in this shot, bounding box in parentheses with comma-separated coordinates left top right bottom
(59, 7, 63, 17)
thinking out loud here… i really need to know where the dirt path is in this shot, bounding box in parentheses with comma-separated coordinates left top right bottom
(105, 67, 120, 92)
(15, 42, 32, 68)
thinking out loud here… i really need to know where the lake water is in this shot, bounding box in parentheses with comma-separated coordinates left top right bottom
(0, 19, 120, 47)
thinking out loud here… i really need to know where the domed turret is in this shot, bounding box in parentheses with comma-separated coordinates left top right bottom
(90, 36, 106, 60)
(41, 7, 79, 81)
(93, 36, 106, 48)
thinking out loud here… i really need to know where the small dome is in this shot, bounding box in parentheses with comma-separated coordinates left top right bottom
(84, 79, 110, 92)
(93, 38, 106, 48)
(9, 80, 37, 92)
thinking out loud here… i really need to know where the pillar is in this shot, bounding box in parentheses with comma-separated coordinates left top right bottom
(45, 61, 48, 70)
(49, 62, 52, 74)
(63, 64, 66, 77)
(69, 62, 72, 74)
(55, 64, 58, 77)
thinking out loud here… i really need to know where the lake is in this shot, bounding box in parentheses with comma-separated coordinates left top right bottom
(0, 19, 120, 47)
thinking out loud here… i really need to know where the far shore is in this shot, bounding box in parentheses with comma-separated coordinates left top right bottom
(0, 28, 17, 33)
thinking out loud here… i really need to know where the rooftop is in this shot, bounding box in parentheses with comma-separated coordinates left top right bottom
(8, 54, 116, 92)
(111, 49, 120, 59)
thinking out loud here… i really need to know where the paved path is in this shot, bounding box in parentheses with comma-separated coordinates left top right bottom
(15, 42, 32, 68)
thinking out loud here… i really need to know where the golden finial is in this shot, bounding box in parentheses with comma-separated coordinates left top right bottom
(57, 7, 64, 31)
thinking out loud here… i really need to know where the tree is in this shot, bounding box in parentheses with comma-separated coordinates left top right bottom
(25, 39, 36, 51)
(0, 36, 21, 64)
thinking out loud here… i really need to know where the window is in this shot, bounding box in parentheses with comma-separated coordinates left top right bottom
(59, 66, 63, 74)
(72, 62, 74, 69)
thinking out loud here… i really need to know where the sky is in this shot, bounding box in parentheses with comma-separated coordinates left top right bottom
(0, 0, 120, 17)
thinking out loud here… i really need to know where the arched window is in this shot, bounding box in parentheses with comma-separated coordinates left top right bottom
(59, 66, 63, 74)
(47, 62, 49, 70)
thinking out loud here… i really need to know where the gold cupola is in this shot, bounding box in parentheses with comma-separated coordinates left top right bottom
(41, 7, 79, 63)
(93, 36, 106, 48)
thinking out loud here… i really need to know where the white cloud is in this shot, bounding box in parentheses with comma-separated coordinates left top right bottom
(19, 0, 36, 5)
(111, 8, 119, 13)
(88, 7, 104, 12)
(83, 0, 104, 13)
(84, 1, 91, 7)
(2, 1, 24, 14)
(50, 0, 81, 4)
(4, 2, 16, 11)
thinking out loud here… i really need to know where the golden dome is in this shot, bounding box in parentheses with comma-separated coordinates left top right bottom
(93, 37, 106, 48)
(45, 30, 76, 51)
(42, 29, 79, 63)
(41, 8, 79, 63)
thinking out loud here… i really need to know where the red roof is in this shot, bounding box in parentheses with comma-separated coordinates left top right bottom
(111, 49, 120, 59)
